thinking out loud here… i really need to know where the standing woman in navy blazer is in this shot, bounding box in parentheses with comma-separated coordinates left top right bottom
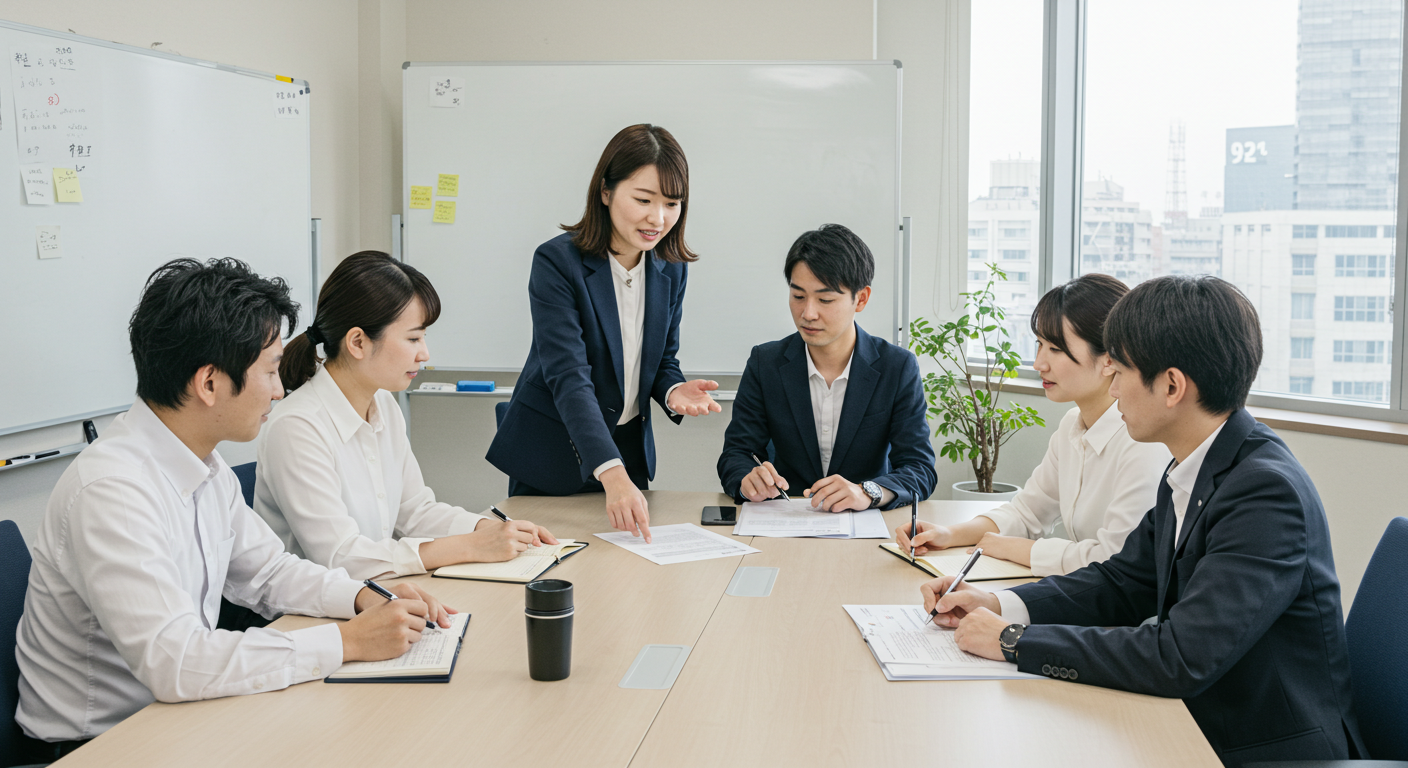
(486, 124, 722, 542)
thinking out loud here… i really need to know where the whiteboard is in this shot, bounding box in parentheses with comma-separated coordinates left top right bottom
(0, 20, 313, 434)
(402, 61, 901, 374)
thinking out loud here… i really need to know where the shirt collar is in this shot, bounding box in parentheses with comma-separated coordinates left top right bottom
(1076, 399, 1126, 455)
(805, 346, 853, 385)
(1166, 420, 1228, 497)
(127, 399, 221, 501)
(310, 365, 380, 444)
(609, 255, 645, 281)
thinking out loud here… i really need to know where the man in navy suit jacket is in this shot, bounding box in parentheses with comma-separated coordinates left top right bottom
(718, 224, 936, 512)
(926, 276, 1364, 766)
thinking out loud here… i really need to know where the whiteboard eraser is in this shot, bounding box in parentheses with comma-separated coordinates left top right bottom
(456, 380, 495, 392)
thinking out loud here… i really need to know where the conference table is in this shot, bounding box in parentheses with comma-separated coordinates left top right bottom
(55, 491, 1221, 767)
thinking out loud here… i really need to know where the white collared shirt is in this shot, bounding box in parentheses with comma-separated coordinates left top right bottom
(16, 400, 361, 742)
(981, 402, 1172, 577)
(611, 255, 647, 424)
(806, 347, 853, 474)
(1165, 421, 1227, 542)
(995, 417, 1225, 625)
(255, 366, 488, 580)
(592, 255, 683, 480)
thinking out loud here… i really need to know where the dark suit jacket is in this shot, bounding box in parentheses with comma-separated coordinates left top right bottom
(1009, 408, 1364, 766)
(717, 325, 937, 509)
(486, 232, 685, 494)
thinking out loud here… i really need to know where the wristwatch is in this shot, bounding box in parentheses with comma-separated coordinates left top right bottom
(861, 481, 884, 509)
(999, 623, 1026, 663)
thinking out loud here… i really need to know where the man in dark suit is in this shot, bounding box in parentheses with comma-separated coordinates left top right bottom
(717, 224, 936, 512)
(926, 275, 1364, 766)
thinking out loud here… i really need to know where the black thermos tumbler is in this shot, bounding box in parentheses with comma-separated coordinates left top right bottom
(525, 579, 573, 681)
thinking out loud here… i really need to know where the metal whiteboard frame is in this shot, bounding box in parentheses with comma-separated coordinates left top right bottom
(0, 18, 315, 437)
(401, 60, 905, 372)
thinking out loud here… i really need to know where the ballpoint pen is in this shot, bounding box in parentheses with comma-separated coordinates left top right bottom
(749, 453, 790, 501)
(909, 504, 918, 561)
(491, 506, 556, 563)
(362, 579, 437, 629)
(928, 547, 983, 620)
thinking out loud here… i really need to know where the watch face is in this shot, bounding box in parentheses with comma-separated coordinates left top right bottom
(1000, 624, 1025, 649)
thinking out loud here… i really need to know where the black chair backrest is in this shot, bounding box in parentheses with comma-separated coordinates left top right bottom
(494, 401, 508, 430)
(0, 521, 33, 764)
(232, 462, 257, 509)
(1345, 516, 1408, 760)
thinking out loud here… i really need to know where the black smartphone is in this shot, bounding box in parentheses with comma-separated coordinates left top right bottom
(701, 506, 737, 526)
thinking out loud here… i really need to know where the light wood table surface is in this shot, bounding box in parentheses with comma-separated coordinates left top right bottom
(55, 494, 1219, 768)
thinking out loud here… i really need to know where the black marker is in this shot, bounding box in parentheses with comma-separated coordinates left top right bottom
(83, 420, 98, 443)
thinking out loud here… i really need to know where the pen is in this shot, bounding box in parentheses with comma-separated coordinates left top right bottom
(749, 453, 790, 501)
(361, 579, 436, 629)
(928, 547, 983, 620)
(909, 504, 918, 561)
(490, 506, 555, 562)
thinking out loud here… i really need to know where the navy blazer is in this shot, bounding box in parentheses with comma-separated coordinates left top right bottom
(1009, 408, 1364, 766)
(717, 325, 937, 509)
(486, 233, 686, 494)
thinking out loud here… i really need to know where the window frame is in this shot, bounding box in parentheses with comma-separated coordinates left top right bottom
(966, 0, 1408, 421)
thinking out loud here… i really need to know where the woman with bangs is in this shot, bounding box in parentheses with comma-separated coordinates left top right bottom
(897, 273, 1172, 576)
(254, 251, 557, 583)
(487, 124, 722, 543)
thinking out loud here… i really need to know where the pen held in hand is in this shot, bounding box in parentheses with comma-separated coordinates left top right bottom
(749, 453, 790, 501)
(928, 547, 983, 620)
(362, 578, 436, 629)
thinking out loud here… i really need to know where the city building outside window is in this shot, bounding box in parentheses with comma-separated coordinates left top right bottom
(1332, 381, 1387, 402)
(1292, 293, 1316, 320)
(1333, 296, 1388, 322)
(1335, 255, 1388, 278)
(1290, 376, 1315, 394)
(1291, 337, 1315, 359)
(1293, 254, 1315, 276)
(1293, 225, 1319, 239)
(1333, 340, 1386, 364)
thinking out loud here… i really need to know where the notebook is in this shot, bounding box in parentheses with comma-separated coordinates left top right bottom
(879, 542, 1034, 581)
(326, 611, 470, 684)
(432, 540, 588, 583)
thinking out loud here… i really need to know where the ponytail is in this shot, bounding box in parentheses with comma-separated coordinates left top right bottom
(279, 250, 442, 394)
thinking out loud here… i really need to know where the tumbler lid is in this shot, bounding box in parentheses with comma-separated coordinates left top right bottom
(525, 579, 573, 612)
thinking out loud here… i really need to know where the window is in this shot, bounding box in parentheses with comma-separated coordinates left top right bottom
(968, 270, 986, 281)
(969, 249, 987, 260)
(1263, 224, 1273, 233)
(1001, 249, 1029, 260)
(1289, 377, 1315, 394)
(1332, 381, 1387, 402)
(1335, 255, 1389, 278)
(1386, 225, 1397, 238)
(1333, 296, 1387, 322)
(1291, 337, 1315, 359)
(1333, 340, 1386, 364)
(1010, 271, 1030, 282)
(1235, 225, 1243, 234)
(1325, 225, 1377, 238)
(1293, 254, 1315, 276)
(1292, 293, 1316, 320)
(968, 226, 988, 238)
(1293, 225, 1319, 239)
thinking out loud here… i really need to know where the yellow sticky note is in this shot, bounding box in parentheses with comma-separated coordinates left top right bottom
(433, 200, 456, 224)
(53, 168, 83, 203)
(437, 174, 459, 197)
(409, 186, 433, 209)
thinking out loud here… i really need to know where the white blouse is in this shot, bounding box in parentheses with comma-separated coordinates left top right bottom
(255, 366, 488, 580)
(981, 400, 1172, 577)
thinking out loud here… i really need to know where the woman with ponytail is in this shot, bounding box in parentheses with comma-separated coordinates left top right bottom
(254, 251, 556, 580)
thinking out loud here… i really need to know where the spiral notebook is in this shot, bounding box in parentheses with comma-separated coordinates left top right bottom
(326, 611, 470, 684)
(879, 542, 1034, 581)
(432, 540, 588, 583)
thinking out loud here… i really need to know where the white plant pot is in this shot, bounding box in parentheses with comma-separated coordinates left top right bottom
(951, 481, 1021, 502)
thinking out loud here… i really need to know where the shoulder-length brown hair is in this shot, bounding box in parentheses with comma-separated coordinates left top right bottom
(561, 124, 699, 264)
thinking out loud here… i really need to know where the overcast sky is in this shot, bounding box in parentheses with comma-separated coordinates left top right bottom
(969, 0, 1299, 222)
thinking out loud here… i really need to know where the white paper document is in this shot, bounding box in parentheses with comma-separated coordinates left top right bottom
(595, 523, 759, 565)
(328, 611, 468, 679)
(843, 604, 1041, 681)
(733, 499, 889, 539)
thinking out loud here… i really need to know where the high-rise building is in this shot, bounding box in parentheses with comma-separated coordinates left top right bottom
(968, 159, 1040, 358)
(1294, 0, 1403, 211)
(1225, 125, 1295, 213)
(1079, 177, 1156, 285)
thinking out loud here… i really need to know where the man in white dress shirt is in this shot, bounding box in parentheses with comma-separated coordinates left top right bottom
(15, 258, 454, 761)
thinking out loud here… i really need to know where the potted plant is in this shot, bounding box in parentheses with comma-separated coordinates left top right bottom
(907, 263, 1045, 500)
